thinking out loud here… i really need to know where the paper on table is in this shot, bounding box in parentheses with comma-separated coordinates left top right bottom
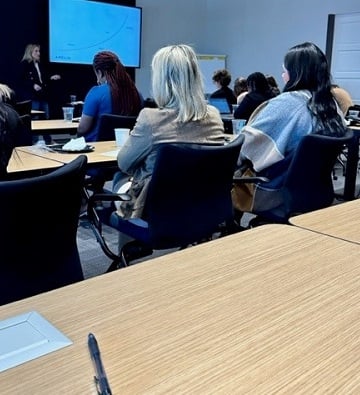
(101, 149, 120, 158)
(62, 137, 87, 151)
(0, 311, 72, 372)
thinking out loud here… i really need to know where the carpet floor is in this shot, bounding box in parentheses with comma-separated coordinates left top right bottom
(77, 161, 356, 280)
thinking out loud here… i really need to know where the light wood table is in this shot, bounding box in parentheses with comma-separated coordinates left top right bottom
(1, 225, 360, 393)
(31, 119, 78, 135)
(7, 149, 62, 175)
(14, 140, 119, 170)
(290, 199, 360, 244)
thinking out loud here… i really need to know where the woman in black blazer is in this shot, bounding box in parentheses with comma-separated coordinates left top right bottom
(19, 43, 61, 120)
(19, 43, 61, 143)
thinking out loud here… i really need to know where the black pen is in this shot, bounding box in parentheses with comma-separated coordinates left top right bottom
(88, 333, 112, 395)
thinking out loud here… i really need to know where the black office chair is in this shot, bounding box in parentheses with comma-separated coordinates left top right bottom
(234, 130, 354, 226)
(17, 114, 33, 146)
(97, 113, 137, 141)
(87, 136, 244, 270)
(86, 113, 137, 193)
(0, 155, 87, 305)
(14, 100, 32, 116)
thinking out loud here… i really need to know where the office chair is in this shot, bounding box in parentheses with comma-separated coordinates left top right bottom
(0, 155, 87, 305)
(18, 114, 33, 146)
(234, 130, 354, 226)
(14, 100, 32, 116)
(86, 136, 244, 270)
(86, 113, 137, 193)
(97, 113, 137, 141)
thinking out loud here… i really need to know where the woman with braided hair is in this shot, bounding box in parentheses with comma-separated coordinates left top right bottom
(78, 50, 143, 141)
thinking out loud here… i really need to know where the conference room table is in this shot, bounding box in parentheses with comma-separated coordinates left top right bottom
(6, 149, 64, 178)
(7, 140, 120, 177)
(1, 224, 360, 393)
(31, 119, 78, 135)
(289, 198, 360, 244)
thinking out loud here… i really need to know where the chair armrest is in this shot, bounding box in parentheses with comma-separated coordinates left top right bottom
(233, 175, 270, 184)
(86, 191, 131, 232)
(89, 192, 131, 204)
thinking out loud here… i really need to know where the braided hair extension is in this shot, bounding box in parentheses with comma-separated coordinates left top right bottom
(93, 51, 142, 116)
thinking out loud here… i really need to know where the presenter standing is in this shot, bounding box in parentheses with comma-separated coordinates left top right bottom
(19, 43, 61, 143)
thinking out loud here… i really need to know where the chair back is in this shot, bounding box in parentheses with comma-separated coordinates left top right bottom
(143, 136, 244, 249)
(14, 100, 32, 116)
(0, 155, 87, 305)
(97, 113, 137, 141)
(18, 114, 33, 146)
(283, 130, 353, 217)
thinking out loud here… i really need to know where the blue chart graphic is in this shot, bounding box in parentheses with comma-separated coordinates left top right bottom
(49, 0, 141, 66)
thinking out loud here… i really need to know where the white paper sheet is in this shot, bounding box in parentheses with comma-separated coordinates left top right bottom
(101, 149, 120, 158)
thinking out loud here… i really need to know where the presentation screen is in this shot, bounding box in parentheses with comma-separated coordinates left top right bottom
(49, 0, 142, 68)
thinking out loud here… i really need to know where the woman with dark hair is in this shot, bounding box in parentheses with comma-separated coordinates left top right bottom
(233, 76, 248, 104)
(78, 50, 143, 142)
(266, 74, 281, 97)
(233, 72, 275, 121)
(232, 42, 347, 222)
(210, 69, 237, 108)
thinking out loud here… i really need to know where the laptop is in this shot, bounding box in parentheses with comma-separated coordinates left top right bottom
(208, 97, 232, 115)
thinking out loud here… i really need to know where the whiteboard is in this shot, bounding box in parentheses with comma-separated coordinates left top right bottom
(197, 54, 227, 95)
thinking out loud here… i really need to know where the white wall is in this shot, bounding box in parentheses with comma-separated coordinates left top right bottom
(135, 0, 206, 98)
(136, 0, 360, 98)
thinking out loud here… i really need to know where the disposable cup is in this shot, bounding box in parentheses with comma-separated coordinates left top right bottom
(232, 119, 246, 135)
(114, 128, 130, 146)
(62, 107, 74, 122)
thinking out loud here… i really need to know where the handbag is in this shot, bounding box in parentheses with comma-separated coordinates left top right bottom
(231, 167, 256, 212)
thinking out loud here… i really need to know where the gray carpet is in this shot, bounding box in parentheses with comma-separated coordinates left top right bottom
(77, 161, 356, 280)
(77, 215, 180, 279)
(77, 216, 117, 279)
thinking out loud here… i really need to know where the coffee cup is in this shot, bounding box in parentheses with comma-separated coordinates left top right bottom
(114, 128, 130, 146)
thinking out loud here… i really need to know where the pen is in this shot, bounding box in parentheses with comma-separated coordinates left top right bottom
(88, 333, 112, 395)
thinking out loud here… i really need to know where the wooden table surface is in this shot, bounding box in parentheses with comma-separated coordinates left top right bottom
(31, 119, 78, 134)
(11, 141, 119, 173)
(1, 224, 360, 394)
(290, 198, 360, 244)
(7, 149, 62, 174)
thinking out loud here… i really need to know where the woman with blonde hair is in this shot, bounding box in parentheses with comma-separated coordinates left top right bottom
(114, 44, 225, 219)
(19, 43, 61, 120)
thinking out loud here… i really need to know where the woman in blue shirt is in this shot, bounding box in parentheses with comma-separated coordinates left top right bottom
(78, 51, 143, 142)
